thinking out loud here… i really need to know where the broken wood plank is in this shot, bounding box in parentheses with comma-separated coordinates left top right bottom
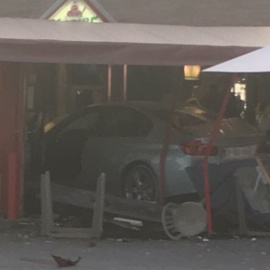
(91, 173, 105, 238)
(235, 178, 248, 236)
(247, 231, 270, 237)
(41, 172, 54, 236)
(255, 156, 270, 185)
(41, 172, 106, 239)
(51, 184, 162, 223)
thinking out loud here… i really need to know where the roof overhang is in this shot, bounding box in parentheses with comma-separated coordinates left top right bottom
(1, 18, 270, 66)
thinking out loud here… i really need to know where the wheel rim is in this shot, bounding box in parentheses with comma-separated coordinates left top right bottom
(124, 166, 156, 201)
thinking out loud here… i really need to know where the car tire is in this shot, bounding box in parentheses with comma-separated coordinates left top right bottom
(122, 164, 158, 202)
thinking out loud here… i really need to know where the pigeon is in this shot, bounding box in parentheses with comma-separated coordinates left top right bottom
(51, 254, 81, 267)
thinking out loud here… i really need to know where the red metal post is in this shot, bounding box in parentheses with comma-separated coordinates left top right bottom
(203, 75, 236, 235)
(0, 64, 22, 218)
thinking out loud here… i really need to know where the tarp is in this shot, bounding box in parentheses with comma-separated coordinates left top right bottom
(204, 47, 270, 73)
(1, 18, 270, 65)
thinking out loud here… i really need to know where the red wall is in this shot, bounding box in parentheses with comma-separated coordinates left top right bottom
(0, 64, 23, 219)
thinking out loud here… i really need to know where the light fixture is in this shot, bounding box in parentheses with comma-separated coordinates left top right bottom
(184, 65, 201, 80)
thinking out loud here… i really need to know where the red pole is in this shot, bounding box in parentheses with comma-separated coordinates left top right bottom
(203, 75, 236, 235)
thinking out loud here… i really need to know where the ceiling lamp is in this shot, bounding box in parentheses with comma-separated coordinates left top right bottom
(184, 65, 201, 80)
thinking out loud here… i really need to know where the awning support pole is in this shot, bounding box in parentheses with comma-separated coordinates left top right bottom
(107, 65, 112, 103)
(123, 65, 128, 101)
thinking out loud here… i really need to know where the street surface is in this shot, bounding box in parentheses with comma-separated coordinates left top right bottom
(0, 220, 270, 270)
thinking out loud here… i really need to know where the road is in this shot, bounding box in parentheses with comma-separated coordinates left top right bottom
(1, 229, 270, 270)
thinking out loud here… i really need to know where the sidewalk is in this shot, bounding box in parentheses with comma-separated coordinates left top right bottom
(0, 220, 270, 270)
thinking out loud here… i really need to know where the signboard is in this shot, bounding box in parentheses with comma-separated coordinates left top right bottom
(49, 0, 102, 22)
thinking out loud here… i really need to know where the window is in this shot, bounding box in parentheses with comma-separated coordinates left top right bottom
(98, 107, 152, 137)
(57, 110, 99, 140)
(115, 108, 152, 137)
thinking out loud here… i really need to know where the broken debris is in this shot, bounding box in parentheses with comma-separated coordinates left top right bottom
(51, 255, 81, 267)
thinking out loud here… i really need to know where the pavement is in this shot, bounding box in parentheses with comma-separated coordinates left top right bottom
(0, 218, 270, 270)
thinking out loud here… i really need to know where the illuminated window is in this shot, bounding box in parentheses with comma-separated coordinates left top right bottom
(184, 65, 201, 80)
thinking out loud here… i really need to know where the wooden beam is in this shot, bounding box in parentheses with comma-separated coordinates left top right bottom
(90, 173, 105, 238)
(255, 156, 270, 185)
(40, 172, 54, 236)
(41, 172, 107, 239)
(51, 184, 162, 223)
(235, 178, 248, 235)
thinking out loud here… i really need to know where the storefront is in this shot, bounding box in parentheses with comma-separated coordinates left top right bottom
(0, 17, 267, 218)
(39, 0, 114, 118)
(35, 1, 241, 118)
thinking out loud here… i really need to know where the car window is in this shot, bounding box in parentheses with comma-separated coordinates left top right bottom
(96, 110, 118, 137)
(98, 107, 152, 137)
(115, 108, 153, 137)
(57, 110, 99, 140)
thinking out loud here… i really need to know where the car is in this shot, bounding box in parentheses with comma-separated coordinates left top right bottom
(43, 101, 263, 206)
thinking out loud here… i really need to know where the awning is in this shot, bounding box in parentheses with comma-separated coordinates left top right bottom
(1, 18, 270, 65)
(204, 46, 270, 73)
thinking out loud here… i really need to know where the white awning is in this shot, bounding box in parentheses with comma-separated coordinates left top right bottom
(204, 47, 270, 73)
(1, 18, 270, 65)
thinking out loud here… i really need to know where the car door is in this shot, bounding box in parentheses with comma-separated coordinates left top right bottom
(80, 106, 153, 195)
(44, 107, 100, 187)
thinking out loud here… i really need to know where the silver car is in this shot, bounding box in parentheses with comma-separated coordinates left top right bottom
(44, 101, 262, 205)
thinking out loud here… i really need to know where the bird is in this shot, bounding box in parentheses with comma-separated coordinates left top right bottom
(51, 254, 81, 267)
